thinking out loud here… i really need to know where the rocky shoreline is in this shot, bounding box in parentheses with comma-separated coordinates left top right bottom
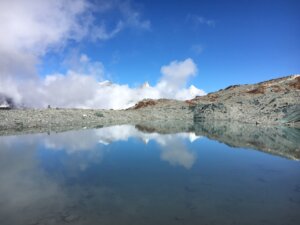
(0, 99, 193, 136)
(0, 75, 299, 136)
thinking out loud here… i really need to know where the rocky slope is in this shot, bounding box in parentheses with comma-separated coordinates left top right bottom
(0, 99, 193, 135)
(0, 75, 299, 135)
(190, 75, 300, 126)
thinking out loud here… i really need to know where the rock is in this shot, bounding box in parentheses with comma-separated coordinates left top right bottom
(282, 105, 300, 123)
(131, 99, 157, 109)
(194, 103, 227, 121)
(193, 75, 300, 126)
(0, 93, 15, 109)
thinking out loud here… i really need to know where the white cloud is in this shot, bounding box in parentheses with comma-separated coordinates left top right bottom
(0, 0, 90, 56)
(23, 57, 205, 109)
(0, 0, 150, 78)
(0, 0, 149, 54)
(157, 58, 198, 95)
(0, 0, 205, 109)
(1, 55, 205, 109)
(0, 0, 92, 105)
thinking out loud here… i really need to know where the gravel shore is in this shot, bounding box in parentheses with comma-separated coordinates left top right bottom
(0, 99, 193, 136)
(1, 75, 299, 136)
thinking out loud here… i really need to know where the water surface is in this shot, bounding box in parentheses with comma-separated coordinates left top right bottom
(0, 124, 299, 225)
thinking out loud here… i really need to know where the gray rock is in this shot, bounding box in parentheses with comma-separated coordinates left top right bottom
(193, 75, 300, 126)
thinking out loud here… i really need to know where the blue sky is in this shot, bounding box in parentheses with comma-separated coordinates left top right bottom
(42, 0, 300, 92)
(0, 0, 299, 108)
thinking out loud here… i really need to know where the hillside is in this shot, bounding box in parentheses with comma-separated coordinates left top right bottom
(189, 75, 300, 126)
(0, 75, 299, 135)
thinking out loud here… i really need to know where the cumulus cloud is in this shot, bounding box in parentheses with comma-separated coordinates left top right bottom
(0, 0, 92, 105)
(0, 0, 148, 54)
(2, 53, 205, 109)
(0, 0, 90, 56)
(0, 0, 205, 109)
(158, 58, 196, 90)
(34, 57, 205, 109)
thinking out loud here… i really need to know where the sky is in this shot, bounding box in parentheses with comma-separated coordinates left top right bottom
(0, 0, 299, 109)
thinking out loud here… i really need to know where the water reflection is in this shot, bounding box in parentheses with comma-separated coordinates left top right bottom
(194, 120, 300, 160)
(42, 125, 200, 169)
(0, 124, 300, 225)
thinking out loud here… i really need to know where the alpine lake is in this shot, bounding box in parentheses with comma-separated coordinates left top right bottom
(0, 121, 299, 225)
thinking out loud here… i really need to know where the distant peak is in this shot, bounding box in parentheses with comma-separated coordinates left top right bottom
(141, 82, 150, 88)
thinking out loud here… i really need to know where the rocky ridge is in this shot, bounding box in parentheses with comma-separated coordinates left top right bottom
(191, 75, 300, 126)
(0, 75, 299, 136)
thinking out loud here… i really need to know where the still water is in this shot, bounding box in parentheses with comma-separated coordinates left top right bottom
(0, 124, 299, 225)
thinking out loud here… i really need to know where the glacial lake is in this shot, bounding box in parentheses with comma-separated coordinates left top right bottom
(0, 123, 300, 225)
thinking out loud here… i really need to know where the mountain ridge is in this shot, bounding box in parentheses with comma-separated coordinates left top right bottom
(131, 74, 300, 126)
(0, 75, 299, 135)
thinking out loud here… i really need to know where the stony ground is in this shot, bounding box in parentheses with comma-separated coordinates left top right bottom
(0, 75, 299, 136)
(191, 75, 300, 126)
(0, 99, 193, 135)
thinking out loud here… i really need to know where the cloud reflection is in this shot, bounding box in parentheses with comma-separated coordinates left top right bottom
(0, 125, 201, 224)
(42, 125, 200, 168)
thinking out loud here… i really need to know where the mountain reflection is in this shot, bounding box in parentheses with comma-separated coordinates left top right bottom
(1, 125, 201, 170)
(50, 125, 201, 169)
(1, 124, 300, 225)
